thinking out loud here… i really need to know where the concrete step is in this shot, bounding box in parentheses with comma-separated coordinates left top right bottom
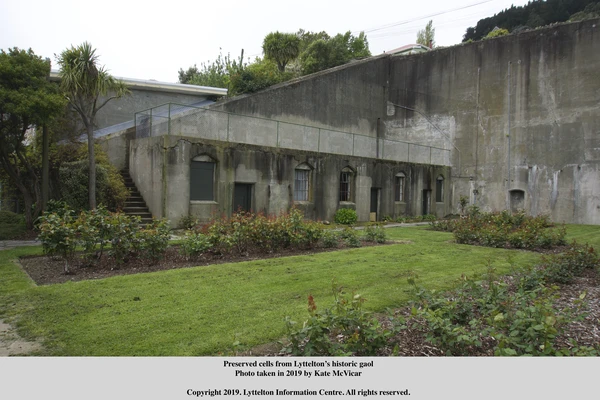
(120, 169, 153, 222)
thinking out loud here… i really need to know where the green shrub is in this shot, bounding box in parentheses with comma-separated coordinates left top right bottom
(451, 210, 565, 250)
(0, 210, 26, 240)
(181, 232, 212, 258)
(136, 219, 171, 262)
(421, 214, 437, 222)
(76, 206, 112, 261)
(0, 210, 24, 224)
(541, 242, 599, 284)
(407, 265, 591, 356)
(58, 145, 128, 212)
(321, 230, 339, 248)
(334, 208, 357, 225)
(283, 282, 398, 356)
(429, 219, 458, 232)
(202, 208, 326, 255)
(179, 215, 199, 230)
(106, 213, 141, 264)
(38, 210, 78, 273)
(484, 28, 509, 39)
(363, 224, 387, 243)
(340, 227, 361, 248)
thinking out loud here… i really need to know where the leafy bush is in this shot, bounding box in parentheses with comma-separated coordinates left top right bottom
(0, 210, 26, 240)
(339, 227, 361, 248)
(180, 232, 212, 258)
(179, 215, 199, 230)
(363, 224, 387, 243)
(0, 210, 24, 224)
(283, 282, 398, 356)
(136, 219, 171, 262)
(106, 213, 142, 264)
(448, 209, 565, 250)
(421, 214, 437, 222)
(38, 210, 78, 273)
(202, 208, 326, 255)
(334, 208, 357, 225)
(541, 242, 599, 284)
(321, 230, 339, 248)
(484, 28, 509, 39)
(38, 205, 170, 268)
(58, 145, 128, 212)
(407, 265, 593, 356)
(429, 219, 458, 232)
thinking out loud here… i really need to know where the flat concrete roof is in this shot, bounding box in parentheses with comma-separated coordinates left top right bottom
(49, 70, 228, 97)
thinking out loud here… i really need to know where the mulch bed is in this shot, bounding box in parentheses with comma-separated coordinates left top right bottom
(19, 241, 388, 285)
(385, 270, 600, 356)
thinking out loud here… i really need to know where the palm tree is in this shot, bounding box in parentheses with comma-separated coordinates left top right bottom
(56, 42, 128, 209)
(262, 32, 301, 72)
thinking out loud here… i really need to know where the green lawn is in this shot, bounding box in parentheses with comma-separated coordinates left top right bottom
(1, 225, 596, 356)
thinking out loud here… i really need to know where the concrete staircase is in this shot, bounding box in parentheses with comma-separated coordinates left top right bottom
(121, 169, 153, 226)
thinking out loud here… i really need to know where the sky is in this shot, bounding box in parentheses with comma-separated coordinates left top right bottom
(1, 0, 531, 83)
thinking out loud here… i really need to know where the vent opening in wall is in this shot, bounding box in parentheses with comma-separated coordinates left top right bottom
(509, 189, 525, 212)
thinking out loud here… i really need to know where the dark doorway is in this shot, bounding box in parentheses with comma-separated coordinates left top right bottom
(422, 190, 431, 215)
(233, 183, 252, 213)
(370, 188, 379, 221)
(509, 190, 525, 212)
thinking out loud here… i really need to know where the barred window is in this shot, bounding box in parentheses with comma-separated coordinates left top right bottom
(340, 168, 353, 202)
(395, 172, 406, 202)
(294, 169, 310, 201)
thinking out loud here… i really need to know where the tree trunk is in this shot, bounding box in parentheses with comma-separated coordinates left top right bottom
(42, 124, 49, 211)
(87, 123, 96, 210)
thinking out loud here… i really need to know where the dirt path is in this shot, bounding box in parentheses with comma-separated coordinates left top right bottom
(0, 319, 42, 356)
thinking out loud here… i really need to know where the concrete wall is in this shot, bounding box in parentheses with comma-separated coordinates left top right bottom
(128, 135, 450, 227)
(199, 19, 600, 224)
(385, 19, 600, 224)
(164, 106, 451, 165)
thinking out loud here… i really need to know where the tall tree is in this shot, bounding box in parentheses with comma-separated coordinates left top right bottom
(417, 20, 435, 48)
(262, 32, 301, 72)
(56, 42, 128, 210)
(0, 48, 65, 228)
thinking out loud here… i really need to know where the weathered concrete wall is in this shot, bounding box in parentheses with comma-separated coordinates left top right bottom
(385, 19, 600, 224)
(212, 57, 390, 136)
(165, 106, 451, 165)
(129, 136, 165, 218)
(99, 127, 136, 170)
(200, 19, 600, 224)
(128, 134, 449, 227)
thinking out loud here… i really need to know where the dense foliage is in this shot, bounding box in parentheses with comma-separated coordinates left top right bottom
(179, 29, 371, 96)
(430, 209, 566, 250)
(0, 47, 66, 228)
(262, 32, 301, 72)
(408, 245, 599, 356)
(58, 144, 128, 211)
(333, 208, 358, 225)
(56, 42, 128, 210)
(463, 0, 600, 42)
(283, 282, 400, 356)
(38, 206, 170, 272)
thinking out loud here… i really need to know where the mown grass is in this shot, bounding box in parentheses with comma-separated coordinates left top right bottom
(2, 225, 595, 356)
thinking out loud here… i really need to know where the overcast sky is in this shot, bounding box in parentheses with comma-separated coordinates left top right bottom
(1, 0, 530, 83)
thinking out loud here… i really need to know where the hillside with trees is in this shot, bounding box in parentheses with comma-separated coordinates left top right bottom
(463, 0, 600, 42)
